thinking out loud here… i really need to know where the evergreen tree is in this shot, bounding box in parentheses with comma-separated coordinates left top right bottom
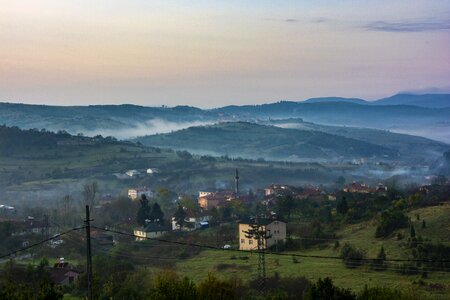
(137, 194, 151, 226)
(377, 246, 386, 261)
(149, 202, 165, 224)
(422, 220, 426, 229)
(173, 204, 187, 229)
(336, 197, 349, 215)
(410, 225, 416, 238)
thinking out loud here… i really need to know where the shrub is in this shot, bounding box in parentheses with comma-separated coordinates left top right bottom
(340, 243, 365, 268)
(375, 209, 409, 238)
(304, 277, 356, 300)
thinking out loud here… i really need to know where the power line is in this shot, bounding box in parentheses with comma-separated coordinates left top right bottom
(270, 254, 450, 274)
(287, 236, 450, 245)
(0, 226, 85, 260)
(91, 226, 450, 264)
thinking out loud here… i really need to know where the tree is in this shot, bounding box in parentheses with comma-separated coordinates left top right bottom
(410, 225, 416, 238)
(277, 195, 296, 221)
(304, 277, 356, 300)
(377, 246, 386, 261)
(0, 260, 63, 300)
(83, 181, 98, 209)
(340, 243, 365, 268)
(179, 195, 200, 212)
(358, 286, 407, 300)
(149, 202, 164, 224)
(372, 245, 387, 271)
(137, 195, 151, 226)
(173, 204, 187, 229)
(422, 220, 426, 229)
(60, 194, 75, 226)
(375, 209, 409, 238)
(150, 270, 197, 300)
(336, 197, 349, 215)
(197, 274, 235, 300)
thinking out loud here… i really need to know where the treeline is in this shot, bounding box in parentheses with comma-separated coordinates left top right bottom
(0, 255, 429, 299)
(0, 125, 120, 156)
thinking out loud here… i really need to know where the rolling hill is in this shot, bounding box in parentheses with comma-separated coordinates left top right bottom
(135, 122, 399, 162)
(266, 119, 449, 163)
(0, 103, 217, 136)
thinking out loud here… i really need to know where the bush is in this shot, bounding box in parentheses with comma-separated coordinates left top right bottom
(248, 274, 310, 300)
(304, 277, 356, 300)
(357, 286, 426, 300)
(340, 243, 366, 268)
(197, 274, 235, 300)
(375, 209, 409, 238)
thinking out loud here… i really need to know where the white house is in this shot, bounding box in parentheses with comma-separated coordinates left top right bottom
(146, 168, 159, 175)
(198, 190, 214, 198)
(128, 187, 153, 200)
(125, 170, 141, 177)
(134, 223, 170, 241)
(171, 210, 211, 231)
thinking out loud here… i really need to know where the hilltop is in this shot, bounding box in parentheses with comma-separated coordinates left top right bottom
(266, 119, 449, 163)
(135, 121, 450, 165)
(135, 122, 398, 162)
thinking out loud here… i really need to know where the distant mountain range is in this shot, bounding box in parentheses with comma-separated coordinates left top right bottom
(302, 97, 368, 105)
(302, 94, 450, 108)
(1, 93, 449, 143)
(373, 94, 450, 108)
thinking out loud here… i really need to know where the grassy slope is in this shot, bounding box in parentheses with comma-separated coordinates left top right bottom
(176, 204, 450, 297)
(136, 122, 397, 161)
(270, 120, 449, 162)
(0, 137, 339, 199)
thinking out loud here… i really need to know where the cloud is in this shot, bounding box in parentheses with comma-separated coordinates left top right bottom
(83, 119, 215, 140)
(364, 20, 450, 32)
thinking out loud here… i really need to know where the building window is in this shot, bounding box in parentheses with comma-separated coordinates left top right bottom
(249, 239, 253, 245)
(241, 239, 245, 244)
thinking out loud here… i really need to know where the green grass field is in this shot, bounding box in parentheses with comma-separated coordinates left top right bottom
(175, 204, 450, 298)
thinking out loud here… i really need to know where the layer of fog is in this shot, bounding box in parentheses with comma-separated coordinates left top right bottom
(83, 118, 215, 140)
(390, 127, 450, 144)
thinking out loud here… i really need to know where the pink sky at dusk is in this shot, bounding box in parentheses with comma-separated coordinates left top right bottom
(1, 0, 449, 107)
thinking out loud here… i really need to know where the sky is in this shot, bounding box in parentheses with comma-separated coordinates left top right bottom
(0, 0, 449, 108)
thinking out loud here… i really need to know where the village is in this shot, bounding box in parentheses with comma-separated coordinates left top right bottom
(0, 165, 404, 288)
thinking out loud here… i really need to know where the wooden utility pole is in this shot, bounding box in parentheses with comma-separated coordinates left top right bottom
(85, 205, 93, 300)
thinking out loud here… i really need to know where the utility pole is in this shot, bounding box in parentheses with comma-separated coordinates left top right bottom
(234, 168, 240, 197)
(244, 217, 271, 294)
(85, 205, 93, 300)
